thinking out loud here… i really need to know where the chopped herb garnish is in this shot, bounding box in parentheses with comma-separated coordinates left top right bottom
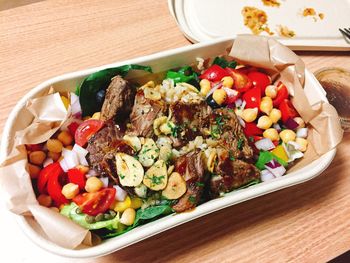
(119, 174, 125, 179)
(188, 195, 196, 204)
(237, 137, 244, 150)
(229, 150, 235, 161)
(170, 124, 180, 137)
(151, 175, 165, 185)
(196, 182, 205, 187)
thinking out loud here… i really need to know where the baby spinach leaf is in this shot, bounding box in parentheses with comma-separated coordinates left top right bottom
(79, 64, 152, 117)
(212, 57, 237, 69)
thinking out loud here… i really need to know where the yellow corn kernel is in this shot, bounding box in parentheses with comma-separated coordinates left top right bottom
(113, 196, 132, 212)
(85, 176, 103, 193)
(130, 197, 143, 209)
(263, 128, 280, 141)
(57, 130, 73, 146)
(28, 163, 41, 179)
(257, 116, 273, 130)
(200, 79, 211, 96)
(120, 208, 136, 226)
(296, 138, 308, 152)
(279, 129, 296, 143)
(212, 89, 227, 105)
(294, 117, 305, 128)
(241, 108, 258, 122)
(260, 96, 273, 115)
(61, 183, 79, 199)
(269, 108, 282, 124)
(61, 96, 70, 109)
(265, 85, 277, 99)
(37, 194, 52, 207)
(47, 139, 63, 153)
(29, 151, 47, 165)
(221, 76, 234, 88)
(91, 112, 101, 120)
(271, 145, 289, 163)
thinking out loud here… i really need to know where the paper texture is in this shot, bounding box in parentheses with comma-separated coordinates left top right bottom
(0, 35, 343, 250)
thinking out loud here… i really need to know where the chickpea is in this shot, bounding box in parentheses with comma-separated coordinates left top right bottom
(221, 76, 234, 88)
(37, 194, 52, 207)
(85, 177, 103, 193)
(269, 108, 282, 124)
(279, 129, 296, 143)
(28, 163, 41, 179)
(241, 108, 258, 122)
(29, 151, 46, 165)
(296, 138, 308, 152)
(265, 85, 277, 99)
(47, 139, 63, 153)
(213, 89, 227, 105)
(91, 112, 101, 120)
(48, 151, 61, 161)
(50, 207, 60, 213)
(120, 208, 136, 226)
(257, 116, 273, 130)
(263, 128, 280, 141)
(65, 145, 73, 150)
(61, 183, 79, 199)
(200, 79, 211, 96)
(260, 96, 273, 114)
(293, 117, 305, 128)
(57, 130, 73, 146)
(76, 165, 89, 174)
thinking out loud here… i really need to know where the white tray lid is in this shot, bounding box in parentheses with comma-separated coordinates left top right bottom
(169, 0, 350, 51)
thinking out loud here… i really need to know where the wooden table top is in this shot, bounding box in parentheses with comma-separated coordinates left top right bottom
(1, 0, 350, 262)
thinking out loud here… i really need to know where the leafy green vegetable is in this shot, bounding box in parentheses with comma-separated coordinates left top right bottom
(235, 179, 261, 190)
(60, 203, 119, 230)
(212, 57, 237, 69)
(166, 66, 199, 87)
(255, 151, 288, 170)
(79, 64, 152, 117)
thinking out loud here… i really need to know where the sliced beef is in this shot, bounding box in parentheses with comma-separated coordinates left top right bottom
(210, 149, 260, 197)
(211, 108, 253, 160)
(86, 120, 134, 181)
(100, 76, 136, 122)
(172, 150, 207, 212)
(128, 90, 166, 137)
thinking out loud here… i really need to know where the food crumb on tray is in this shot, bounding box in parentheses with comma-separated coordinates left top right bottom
(241, 6, 274, 35)
(277, 25, 296, 38)
(302, 7, 325, 21)
(262, 0, 280, 7)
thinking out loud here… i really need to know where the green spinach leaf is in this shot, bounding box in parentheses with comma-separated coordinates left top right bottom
(212, 57, 237, 69)
(79, 64, 152, 117)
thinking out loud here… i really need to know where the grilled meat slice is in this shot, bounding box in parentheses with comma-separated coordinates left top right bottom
(211, 108, 253, 160)
(100, 75, 136, 122)
(86, 120, 134, 181)
(172, 150, 207, 212)
(129, 90, 166, 137)
(210, 149, 260, 197)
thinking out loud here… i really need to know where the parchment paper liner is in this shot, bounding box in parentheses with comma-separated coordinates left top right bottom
(0, 35, 343, 249)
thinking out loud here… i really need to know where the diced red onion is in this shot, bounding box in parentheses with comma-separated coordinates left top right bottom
(70, 93, 82, 116)
(113, 185, 127, 201)
(235, 98, 243, 108)
(265, 160, 286, 177)
(43, 158, 53, 167)
(284, 117, 299, 130)
(100, 177, 109, 188)
(237, 116, 246, 128)
(296, 128, 308, 138)
(261, 169, 275, 182)
(273, 123, 281, 132)
(254, 138, 275, 151)
(206, 82, 223, 99)
(241, 100, 246, 110)
(86, 170, 97, 178)
(265, 159, 281, 169)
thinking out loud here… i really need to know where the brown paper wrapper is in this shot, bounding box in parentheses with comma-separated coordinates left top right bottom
(0, 35, 343, 250)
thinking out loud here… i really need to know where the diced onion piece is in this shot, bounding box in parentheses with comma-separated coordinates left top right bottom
(273, 123, 282, 132)
(70, 92, 82, 116)
(113, 185, 127, 201)
(205, 82, 222, 99)
(237, 116, 246, 128)
(254, 138, 275, 151)
(100, 177, 109, 188)
(72, 144, 89, 165)
(241, 100, 247, 110)
(261, 169, 275, 182)
(265, 160, 286, 177)
(59, 158, 69, 172)
(43, 158, 53, 167)
(79, 156, 89, 166)
(296, 128, 308, 138)
(235, 98, 243, 108)
(62, 150, 79, 170)
(86, 170, 97, 178)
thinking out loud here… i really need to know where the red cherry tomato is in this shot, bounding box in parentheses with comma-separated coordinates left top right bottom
(67, 168, 86, 190)
(199, 64, 230, 82)
(242, 86, 261, 109)
(236, 66, 258, 75)
(226, 68, 252, 92)
(243, 122, 263, 137)
(247, 71, 271, 95)
(73, 188, 116, 216)
(75, 119, 104, 147)
(68, 122, 80, 137)
(37, 162, 62, 194)
(279, 99, 298, 123)
(46, 163, 69, 207)
(272, 82, 289, 107)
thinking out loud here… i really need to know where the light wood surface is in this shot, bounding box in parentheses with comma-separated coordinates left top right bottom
(1, 0, 350, 262)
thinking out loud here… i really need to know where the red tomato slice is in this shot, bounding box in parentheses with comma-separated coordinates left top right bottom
(37, 162, 62, 194)
(279, 99, 298, 123)
(242, 86, 261, 109)
(68, 122, 80, 137)
(272, 82, 289, 107)
(236, 66, 258, 75)
(68, 168, 86, 190)
(199, 64, 230, 82)
(46, 164, 68, 206)
(243, 122, 263, 137)
(226, 68, 253, 92)
(73, 188, 116, 216)
(247, 71, 271, 95)
(75, 119, 104, 147)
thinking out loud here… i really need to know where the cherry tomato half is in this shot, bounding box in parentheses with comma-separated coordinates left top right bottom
(242, 86, 261, 109)
(67, 168, 86, 190)
(199, 64, 230, 82)
(73, 188, 116, 216)
(226, 68, 252, 92)
(75, 119, 104, 147)
(46, 163, 68, 206)
(37, 162, 62, 194)
(243, 122, 263, 137)
(279, 99, 298, 123)
(247, 71, 271, 95)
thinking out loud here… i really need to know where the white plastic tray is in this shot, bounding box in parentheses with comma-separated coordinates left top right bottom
(169, 0, 350, 51)
(0, 37, 336, 258)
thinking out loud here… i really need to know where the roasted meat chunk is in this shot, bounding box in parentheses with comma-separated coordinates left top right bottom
(172, 150, 207, 212)
(129, 90, 166, 137)
(100, 75, 136, 122)
(210, 149, 260, 197)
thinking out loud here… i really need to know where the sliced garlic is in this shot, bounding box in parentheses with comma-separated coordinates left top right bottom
(162, 172, 187, 200)
(123, 135, 141, 152)
(115, 153, 144, 187)
(143, 160, 168, 191)
(138, 138, 159, 167)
